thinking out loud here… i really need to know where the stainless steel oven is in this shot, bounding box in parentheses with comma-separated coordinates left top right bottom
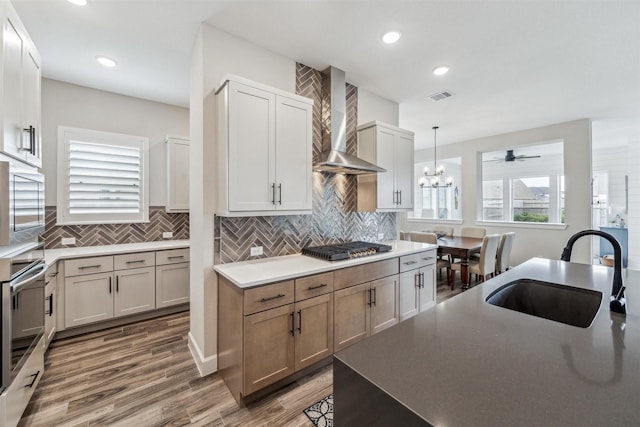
(0, 242, 46, 393)
(0, 161, 45, 246)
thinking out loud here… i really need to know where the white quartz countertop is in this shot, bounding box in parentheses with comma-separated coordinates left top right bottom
(45, 240, 190, 267)
(214, 240, 437, 289)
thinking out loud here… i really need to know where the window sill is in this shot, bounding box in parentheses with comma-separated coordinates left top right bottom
(475, 220, 568, 230)
(407, 218, 463, 225)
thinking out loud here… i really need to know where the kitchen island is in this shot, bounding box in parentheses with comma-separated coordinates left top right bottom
(334, 257, 640, 426)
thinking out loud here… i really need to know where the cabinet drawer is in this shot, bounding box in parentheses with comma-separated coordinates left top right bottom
(399, 254, 420, 273)
(334, 258, 399, 290)
(244, 280, 294, 315)
(418, 250, 437, 268)
(295, 271, 334, 301)
(156, 248, 190, 265)
(64, 256, 113, 277)
(114, 252, 156, 270)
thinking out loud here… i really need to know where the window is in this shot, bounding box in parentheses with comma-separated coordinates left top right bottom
(410, 157, 462, 220)
(57, 126, 149, 225)
(480, 141, 564, 224)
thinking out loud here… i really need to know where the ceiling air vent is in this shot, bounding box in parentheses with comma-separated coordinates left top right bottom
(428, 90, 455, 102)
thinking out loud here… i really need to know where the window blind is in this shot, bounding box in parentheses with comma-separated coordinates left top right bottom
(67, 140, 141, 214)
(57, 126, 149, 225)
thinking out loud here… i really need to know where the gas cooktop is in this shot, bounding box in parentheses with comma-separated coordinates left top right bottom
(301, 241, 392, 261)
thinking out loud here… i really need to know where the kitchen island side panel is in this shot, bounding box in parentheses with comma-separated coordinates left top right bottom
(333, 357, 429, 427)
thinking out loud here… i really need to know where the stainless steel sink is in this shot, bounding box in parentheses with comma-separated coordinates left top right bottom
(486, 279, 602, 328)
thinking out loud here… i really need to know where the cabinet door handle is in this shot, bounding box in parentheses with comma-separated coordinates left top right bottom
(278, 183, 282, 205)
(415, 272, 420, 288)
(109, 277, 112, 294)
(21, 125, 35, 155)
(79, 264, 101, 270)
(116, 276, 119, 292)
(47, 293, 54, 316)
(290, 312, 295, 336)
(271, 183, 276, 205)
(308, 283, 328, 291)
(260, 293, 285, 303)
(420, 272, 425, 288)
(367, 288, 372, 307)
(372, 287, 377, 306)
(398, 190, 402, 205)
(25, 371, 40, 388)
(297, 310, 302, 334)
(126, 260, 145, 264)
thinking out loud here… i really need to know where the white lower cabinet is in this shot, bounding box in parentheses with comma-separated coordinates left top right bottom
(399, 250, 437, 321)
(63, 249, 189, 329)
(156, 262, 189, 308)
(114, 266, 156, 317)
(65, 271, 114, 328)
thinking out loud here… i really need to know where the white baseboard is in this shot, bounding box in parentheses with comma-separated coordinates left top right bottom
(188, 331, 218, 376)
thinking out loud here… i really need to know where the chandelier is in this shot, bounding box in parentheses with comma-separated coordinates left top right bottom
(419, 126, 453, 188)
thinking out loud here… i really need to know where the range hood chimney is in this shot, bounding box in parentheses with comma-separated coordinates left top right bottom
(313, 66, 386, 175)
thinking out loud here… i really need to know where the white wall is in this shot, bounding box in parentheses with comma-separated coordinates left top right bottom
(357, 88, 399, 126)
(401, 119, 593, 265)
(41, 78, 189, 206)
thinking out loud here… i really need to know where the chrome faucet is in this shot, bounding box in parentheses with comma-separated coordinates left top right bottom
(560, 230, 626, 316)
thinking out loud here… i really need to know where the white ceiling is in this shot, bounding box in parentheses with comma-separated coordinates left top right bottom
(12, 0, 640, 150)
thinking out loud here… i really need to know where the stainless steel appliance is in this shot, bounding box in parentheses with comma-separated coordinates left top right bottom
(302, 241, 392, 261)
(0, 242, 46, 393)
(0, 161, 45, 246)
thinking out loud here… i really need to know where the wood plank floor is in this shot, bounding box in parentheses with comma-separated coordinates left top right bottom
(19, 274, 462, 426)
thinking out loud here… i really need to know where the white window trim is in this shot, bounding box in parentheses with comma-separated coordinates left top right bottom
(57, 126, 150, 225)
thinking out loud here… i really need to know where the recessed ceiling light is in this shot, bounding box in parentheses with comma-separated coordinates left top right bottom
(382, 31, 401, 44)
(96, 56, 117, 68)
(67, 0, 87, 5)
(433, 65, 450, 76)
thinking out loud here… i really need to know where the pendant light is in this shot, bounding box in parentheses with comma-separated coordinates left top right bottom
(419, 126, 453, 188)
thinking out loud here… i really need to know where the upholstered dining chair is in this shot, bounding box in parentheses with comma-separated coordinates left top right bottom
(461, 226, 487, 238)
(496, 232, 516, 274)
(432, 225, 453, 236)
(451, 234, 500, 286)
(408, 232, 452, 289)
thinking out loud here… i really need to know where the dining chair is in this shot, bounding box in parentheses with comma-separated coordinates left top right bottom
(409, 232, 452, 289)
(496, 232, 516, 274)
(451, 234, 500, 286)
(461, 227, 487, 238)
(432, 225, 453, 236)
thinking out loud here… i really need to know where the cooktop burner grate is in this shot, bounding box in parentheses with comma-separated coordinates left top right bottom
(301, 241, 392, 261)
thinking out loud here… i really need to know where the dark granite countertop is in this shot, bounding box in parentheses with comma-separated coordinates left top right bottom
(334, 258, 640, 426)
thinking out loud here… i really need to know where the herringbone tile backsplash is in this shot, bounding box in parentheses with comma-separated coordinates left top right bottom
(44, 206, 189, 249)
(217, 63, 397, 263)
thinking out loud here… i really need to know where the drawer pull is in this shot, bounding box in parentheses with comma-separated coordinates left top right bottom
(308, 283, 328, 291)
(79, 264, 101, 270)
(422, 257, 435, 261)
(25, 371, 40, 388)
(126, 260, 146, 264)
(168, 255, 185, 260)
(260, 293, 285, 303)
(403, 260, 417, 265)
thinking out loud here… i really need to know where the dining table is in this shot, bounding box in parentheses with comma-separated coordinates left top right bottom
(437, 236, 484, 289)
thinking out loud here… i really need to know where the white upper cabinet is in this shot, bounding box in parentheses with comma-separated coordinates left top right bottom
(1, 2, 42, 167)
(216, 76, 313, 216)
(357, 121, 415, 212)
(165, 136, 190, 212)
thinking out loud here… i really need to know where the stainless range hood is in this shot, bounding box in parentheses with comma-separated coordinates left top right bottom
(313, 67, 386, 175)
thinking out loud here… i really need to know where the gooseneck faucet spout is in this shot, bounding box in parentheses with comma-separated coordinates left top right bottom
(560, 230, 626, 316)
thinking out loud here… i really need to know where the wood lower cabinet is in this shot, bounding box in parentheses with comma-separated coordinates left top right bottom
(295, 293, 333, 370)
(244, 303, 295, 395)
(334, 276, 399, 352)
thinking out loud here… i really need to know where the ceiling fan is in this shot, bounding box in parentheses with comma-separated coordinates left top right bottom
(485, 149, 541, 163)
